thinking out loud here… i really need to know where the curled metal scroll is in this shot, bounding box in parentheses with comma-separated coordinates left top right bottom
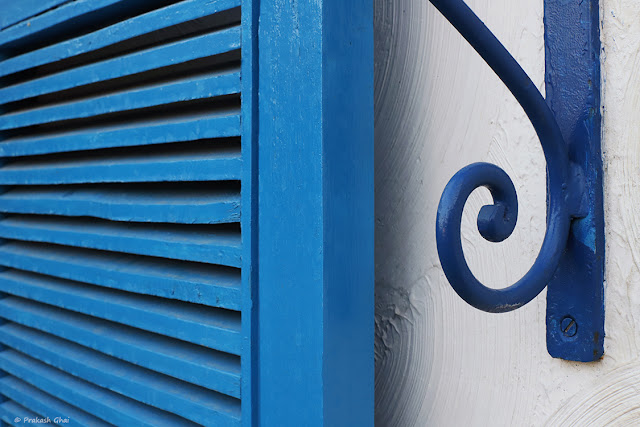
(432, 0, 583, 312)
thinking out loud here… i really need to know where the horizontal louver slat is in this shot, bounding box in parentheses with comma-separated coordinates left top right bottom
(0, 399, 42, 426)
(0, 143, 241, 185)
(0, 112, 241, 157)
(0, 71, 240, 131)
(0, 0, 72, 32)
(0, 324, 242, 420)
(0, 27, 241, 105)
(0, 0, 146, 47)
(0, 184, 241, 224)
(0, 215, 242, 266)
(0, 350, 201, 427)
(0, 269, 241, 353)
(0, 298, 242, 388)
(0, 376, 112, 427)
(0, 242, 241, 309)
(0, 0, 241, 75)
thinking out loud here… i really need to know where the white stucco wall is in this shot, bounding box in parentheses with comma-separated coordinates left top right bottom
(373, 0, 640, 425)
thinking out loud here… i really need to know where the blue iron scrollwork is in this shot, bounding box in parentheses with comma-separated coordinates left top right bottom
(432, 0, 586, 313)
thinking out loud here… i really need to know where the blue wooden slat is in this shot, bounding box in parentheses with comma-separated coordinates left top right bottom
(0, 324, 242, 419)
(0, 145, 241, 185)
(0, 71, 241, 131)
(0, 27, 241, 105)
(0, 270, 241, 354)
(0, 376, 112, 427)
(0, 0, 71, 31)
(0, 0, 129, 45)
(0, 242, 241, 310)
(0, 0, 241, 76)
(0, 298, 241, 392)
(0, 185, 241, 224)
(0, 111, 240, 157)
(0, 350, 199, 427)
(0, 216, 242, 267)
(0, 399, 41, 426)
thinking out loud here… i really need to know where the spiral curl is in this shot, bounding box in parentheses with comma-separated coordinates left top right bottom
(431, 0, 581, 312)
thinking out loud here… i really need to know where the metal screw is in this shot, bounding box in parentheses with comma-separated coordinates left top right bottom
(560, 316, 577, 337)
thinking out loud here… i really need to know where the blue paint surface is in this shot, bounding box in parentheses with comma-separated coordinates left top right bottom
(0, 215, 242, 267)
(0, 297, 240, 399)
(0, 112, 241, 157)
(257, 0, 374, 424)
(0, 72, 241, 131)
(544, 0, 605, 362)
(0, 241, 241, 310)
(0, 324, 239, 424)
(0, 0, 240, 75)
(0, 269, 241, 355)
(0, 0, 71, 31)
(0, 27, 241, 105)
(0, 185, 240, 224)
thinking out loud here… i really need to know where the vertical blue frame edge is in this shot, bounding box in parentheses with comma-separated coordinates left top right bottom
(544, 0, 605, 362)
(241, 0, 259, 425)
(255, 0, 374, 425)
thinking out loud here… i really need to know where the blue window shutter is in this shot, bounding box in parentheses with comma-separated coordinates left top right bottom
(0, 0, 373, 425)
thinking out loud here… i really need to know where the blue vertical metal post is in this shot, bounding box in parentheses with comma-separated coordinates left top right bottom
(544, 0, 605, 361)
(257, 0, 374, 425)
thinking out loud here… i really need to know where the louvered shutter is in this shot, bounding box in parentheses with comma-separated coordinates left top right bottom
(0, 0, 373, 425)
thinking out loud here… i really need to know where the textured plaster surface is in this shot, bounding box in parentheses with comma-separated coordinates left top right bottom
(373, 0, 640, 425)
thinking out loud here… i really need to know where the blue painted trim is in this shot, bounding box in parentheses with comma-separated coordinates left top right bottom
(240, 0, 259, 424)
(257, 0, 373, 424)
(322, 1, 374, 424)
(544, 0, 604, 362)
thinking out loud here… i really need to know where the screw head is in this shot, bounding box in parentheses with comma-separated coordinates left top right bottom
(560, 316, 578, 337)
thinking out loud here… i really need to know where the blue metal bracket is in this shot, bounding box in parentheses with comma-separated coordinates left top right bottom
(432, 0, 604, 361)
